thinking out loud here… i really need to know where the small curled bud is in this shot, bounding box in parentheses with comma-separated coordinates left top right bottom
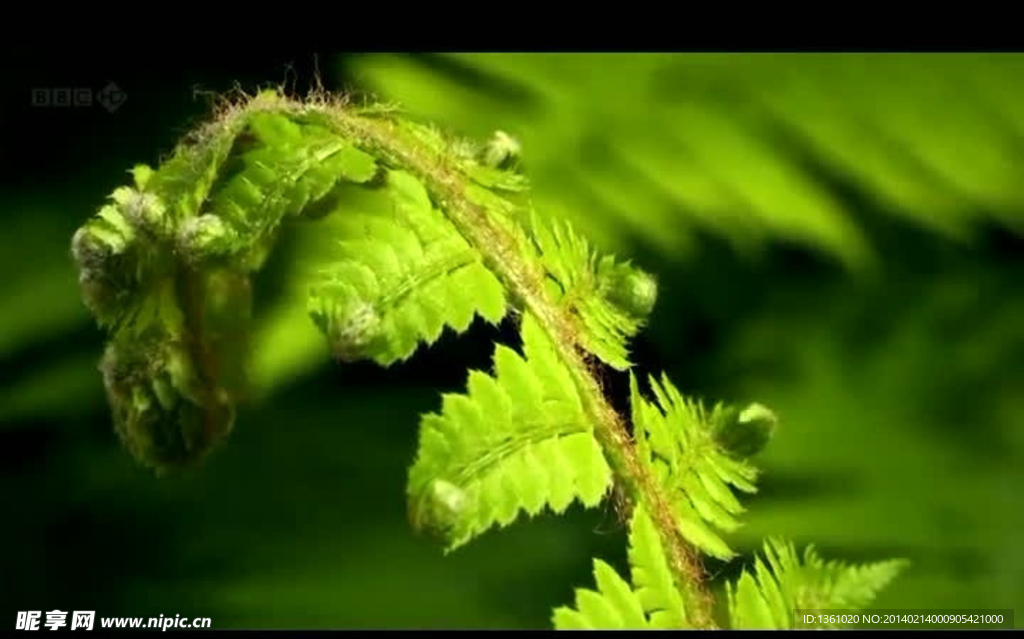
(713, 402, 777, 458)
(71, 217, 137, 322)
(605, 267, 658, 321)
(739, 402, 776, 426)
(72, 225, 115, 273)
(177, 214, 236, 263)
(72, 204, 135, 265)
(314, 299, 381, 363)
(411, 478, 468, 542)
(114, 188, 168, 237)
(480, 130, 522, 171)
(430, 479, 468, 519)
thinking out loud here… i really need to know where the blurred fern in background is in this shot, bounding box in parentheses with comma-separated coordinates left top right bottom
(350, 53, 1024, 263)
(1, 52, 1021, 628)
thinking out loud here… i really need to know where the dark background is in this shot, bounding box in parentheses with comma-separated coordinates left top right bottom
(1, 52, 1021, 628)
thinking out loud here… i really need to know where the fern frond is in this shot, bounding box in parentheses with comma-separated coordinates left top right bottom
(631, 373, 769, 560)
(553, 503, 689, 629)
(308, 170, 507, 365)
(407, 312, 612, 551)
(529, 213, 657, 370)
(727, 537, 910, 629)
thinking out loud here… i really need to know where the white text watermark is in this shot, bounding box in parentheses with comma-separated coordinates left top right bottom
(16, 611, 211, 631)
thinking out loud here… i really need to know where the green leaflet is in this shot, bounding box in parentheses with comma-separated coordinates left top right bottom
(529, 213, 657, 370)
(70, 190, 145, 328)
(631, 373, 763, 560)
(552, 503, 689, 629)
(204, 110, 379, 267)
(138, 111, 244, 225)
(407, 312, 613, 551)
(627, 504, 688, 628)
(308, 170, 507, 366)
(727, 538, 910, 629)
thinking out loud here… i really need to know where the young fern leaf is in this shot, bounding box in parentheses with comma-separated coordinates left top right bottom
(407, 312, 613, 551)
(727, 538, 910, 629)
(70, 116, 258, 470)
(308, 170, 507, 365)
(631, 373, 771, 560)
(203, 110, 379, 266)
(69, 94, 518, 469)
(553, 503, 689, 629)
(529, 214, 656, 370)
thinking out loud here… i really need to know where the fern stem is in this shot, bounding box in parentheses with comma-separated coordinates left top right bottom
(311, 103, 716, 628)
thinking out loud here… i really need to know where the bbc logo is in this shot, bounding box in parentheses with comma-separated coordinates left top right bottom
(31, 83, 126, 113)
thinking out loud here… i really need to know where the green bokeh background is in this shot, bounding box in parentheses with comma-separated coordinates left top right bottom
(1, 52, 1021, 629)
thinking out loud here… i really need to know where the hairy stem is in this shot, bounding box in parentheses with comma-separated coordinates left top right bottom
(305, 104, 716, 628)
